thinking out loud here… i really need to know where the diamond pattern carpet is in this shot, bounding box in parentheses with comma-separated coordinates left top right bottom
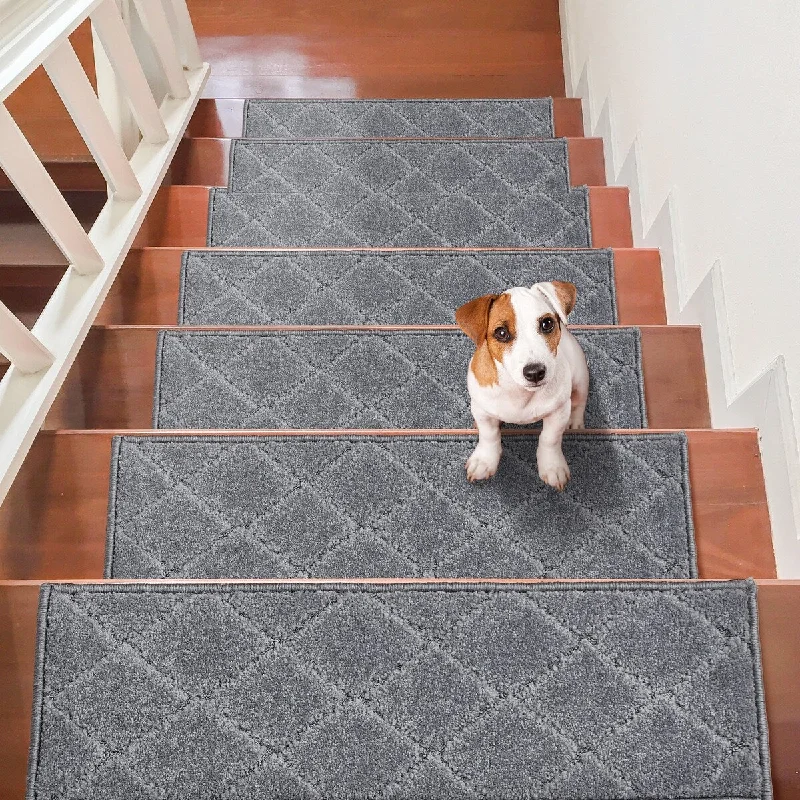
(243, 98, 555, 138)
(27, 581, 771, 800)
(153, 329, 647, 430)
(106, 433, 695, 579)
(179, 249, 618, 326)
(208, 140, 590, 247)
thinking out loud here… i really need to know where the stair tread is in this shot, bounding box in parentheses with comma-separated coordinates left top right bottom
(210, 139, 591, 248)
(178, 248, 618, 326)
(153, 328, 646, 430)
(108, 431, 694, 580)
(26, 580, 770, 800)
(243, 97, 556, 138)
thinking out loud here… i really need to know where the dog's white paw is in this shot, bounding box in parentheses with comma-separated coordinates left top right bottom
(466, 446, 501, 482)
(538, 449, 571, 491)
(568, 412, 585, 431)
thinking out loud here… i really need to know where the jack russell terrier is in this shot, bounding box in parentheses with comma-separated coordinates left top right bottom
(455, 281, 589, 490)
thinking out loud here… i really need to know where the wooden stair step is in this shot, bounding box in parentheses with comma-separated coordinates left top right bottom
(1, 577, 797, 798)
(0, 182, 633, 266)
(131, 186, 634, 250)
(0, 428, 773, 581)
(0, 247, 666, 329)
(170, 135, 605, 188)
(39, 324, 708, 431)
(187, 98, 585, 140)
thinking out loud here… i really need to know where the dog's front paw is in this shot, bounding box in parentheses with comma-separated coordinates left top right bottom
(466, 446, 501, 482)
(538, 449, 571, 491)
(568, 413, 585, 430)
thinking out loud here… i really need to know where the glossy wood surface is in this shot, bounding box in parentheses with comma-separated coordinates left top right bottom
(0, 427, 773, 581)
(5, 0, 566, 167)
(2, 578, 797, 799)
(41, 324, 708, 430)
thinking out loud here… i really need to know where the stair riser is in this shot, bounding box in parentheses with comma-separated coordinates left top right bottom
(0, 429, 774, 581)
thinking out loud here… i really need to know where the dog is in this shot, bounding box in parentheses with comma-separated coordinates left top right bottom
(455, 281, 589, 490)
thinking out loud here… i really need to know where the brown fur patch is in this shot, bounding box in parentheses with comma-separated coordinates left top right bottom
(551, 280, 577, 317)
(485, 293, 517, 366)
(456, 293, 518, 387)
(455, 294, 499, 344)
(470, 345, 498, 386)
(539, 313, 562, 355)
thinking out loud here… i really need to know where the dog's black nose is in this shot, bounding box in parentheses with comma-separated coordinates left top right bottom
(523, 362, 547, 384)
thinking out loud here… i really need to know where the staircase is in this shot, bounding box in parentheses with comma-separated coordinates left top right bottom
(1, 1, 799, 798)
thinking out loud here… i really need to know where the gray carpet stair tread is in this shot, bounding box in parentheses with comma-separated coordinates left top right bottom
(107, 433, 695, 580)
(179, 249, 618, 326)
(209, 140, 590, 248)
(153, 329, 646, 430)
(243, 98, 555, 138)
(28, 581, 771, 800)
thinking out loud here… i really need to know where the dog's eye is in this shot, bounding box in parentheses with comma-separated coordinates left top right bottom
(540, 316, 556, 334)
(493, 326, 512, 343)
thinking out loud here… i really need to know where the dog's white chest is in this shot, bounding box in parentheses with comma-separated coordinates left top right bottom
(468, 369, 570, 424)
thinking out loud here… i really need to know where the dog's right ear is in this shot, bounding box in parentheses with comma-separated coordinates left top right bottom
(456, 294, 500, 344)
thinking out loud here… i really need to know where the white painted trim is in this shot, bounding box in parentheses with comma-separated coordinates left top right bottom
(90, 0, 169, 144)
(559, 37, 800, 575)
(43, 40, 142, 200)
(0, 64, 209, 504)
(0, 0, 107, 100)
(0, 302, 54, 374)
(131, 0, 189, 99)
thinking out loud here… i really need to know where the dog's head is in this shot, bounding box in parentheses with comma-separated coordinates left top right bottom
(455, 281, 577, 389)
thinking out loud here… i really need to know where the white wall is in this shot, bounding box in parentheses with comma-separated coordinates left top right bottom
(560, 0, 800, 576)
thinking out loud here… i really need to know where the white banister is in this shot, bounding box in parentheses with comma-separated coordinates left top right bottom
(90, 0, 169, 143)
(163, 0, 202, 70)
(0, 0, 209, 502)
(43, 40, 142, 200)
(0, 302, 54, 375)
(0, 103, 105, 274)
(131, 0, 189, 99)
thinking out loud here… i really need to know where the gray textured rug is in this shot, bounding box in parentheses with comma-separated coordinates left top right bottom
(243, 98, 555, 138)
(28, 581, 771, 800)
(153, 329, 646, 429)
(208, 140, 590, 247)
(106, 433, 694, 579)
(179, 249, 618, 326)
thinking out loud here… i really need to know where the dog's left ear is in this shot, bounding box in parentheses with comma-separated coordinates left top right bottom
(455, 294, 500, 344)
(533, 281, 577, 325)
